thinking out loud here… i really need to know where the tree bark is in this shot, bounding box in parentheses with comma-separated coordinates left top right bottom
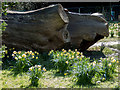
(66, 12, 109, 51)
(2, 4, 70, 51)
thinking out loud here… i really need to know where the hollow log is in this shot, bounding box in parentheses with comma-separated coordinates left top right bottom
(66, 12, 109, 51)
(2, 4, 70, 51)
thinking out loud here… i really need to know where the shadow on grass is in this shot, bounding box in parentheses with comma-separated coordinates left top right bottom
(83, 50, 106, 60)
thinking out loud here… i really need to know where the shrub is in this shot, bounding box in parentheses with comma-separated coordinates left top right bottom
(48, 49, 83, 74)
(99, 57, 118, 80)
(72, 57, 101, 85)
(12, 50, 40, 73)
(28, 65, 46, 87)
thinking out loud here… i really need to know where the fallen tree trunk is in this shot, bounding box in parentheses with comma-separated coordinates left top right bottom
(2, 4, 109, 52)
(2, 4, 70, 51)
(66, 12, 109, 51)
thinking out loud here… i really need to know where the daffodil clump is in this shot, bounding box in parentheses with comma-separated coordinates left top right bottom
(109, 23, 119, 37)
(100, 57, 119, 80)
(73, 56, 119, 84)
(48, 49, 84, 74)
(72, 56, 101, 85)
(28, 65, 46, 87)
(12, 50, 40, 73)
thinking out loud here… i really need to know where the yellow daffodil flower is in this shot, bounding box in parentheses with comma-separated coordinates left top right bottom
(12, 54, 15, 57)
(111, 59, 116, 63)
(65, 61, 68, 64)
(29, 67, 34, 71)
(15, 57, 18, 60)
(117, 61, 119, 63)
(32, 53, 34, 56)
(5, 50, 8, 54)
(36, 57, 38, 59)
(32, 56, 34, 59)
(43, 67, 46, 71)
(18, 51, 21, 54)
(75, 49, 77, 52)
(38, 65, 41, 68)
(18, 56, 22, 59)
(29, 51, 32, 54)
(13, 51, 17, 54)
(64, 73, 68, 76)
(38, 68, 41, 71)
(108, 63, 112, 67)
(22, 54, 26, 58)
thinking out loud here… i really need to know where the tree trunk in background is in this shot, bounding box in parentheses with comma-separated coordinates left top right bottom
(2, 4, 70, 51)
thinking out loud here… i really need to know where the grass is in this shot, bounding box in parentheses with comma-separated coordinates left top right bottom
(0, 66, 119, 89)
(98, 37, 119, 42)
(108, 44, 120, 50)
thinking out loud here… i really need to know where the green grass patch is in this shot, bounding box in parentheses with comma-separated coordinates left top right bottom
(108, 44, 120, 50)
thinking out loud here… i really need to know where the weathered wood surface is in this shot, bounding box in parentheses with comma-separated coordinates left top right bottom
(66, 12, 109, 51)
(2, 4, 70, 51)
(2, 4, 109, 51)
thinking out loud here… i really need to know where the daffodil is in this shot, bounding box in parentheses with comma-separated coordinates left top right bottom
(27, 51, 30, 54)
(32, 53, 34, 56)
(18, 56, 22, 59)
(12, 54, 15, 57)
(102, 78, 106, 81)
(64, 73, 68, 76)
(18, 51, 21, 54)
(25, 52, 27, 54)
(111, 59, 116, 63)
(38, 68, 41, 71)
(111, 57, 114, 60)
(7, 56, 9, 58)
(37, 52, 39, 55)
(108, 63, 112, 67)
(36, 57, 38, 59)
(29, 51, 32, 54)
(43, 67, 46, 71)
(13, 51, 17, 54)
(117, 61, 119, 63)
(71, 56, 74, 59)
(38, 65, 41, 68)
(62, 49, 65, 51)
(77, 51, 80, 55)
(5, 50, 8, 54)
(68, 49, 71, 52)
(76, 56, 79, 59)
(75, 49, 77, 52)
(65, 61, 68, 64)
(22, 54, 26, 58)
(29, 67, 34, 71)
(35, 65, 38, 67)
(32, 56, 34, 59)
(61, 53, 63, 56)
(57, 54, 59, 57)
(15, 57, 18, 60)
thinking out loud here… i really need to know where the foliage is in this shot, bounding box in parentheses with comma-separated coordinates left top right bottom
(109, 23, 119, 37)
(48, 49, 83, 74)
(28, 65, 46, 87)
(100, 57, 118, 80)
(72, 56, 119, 85)
(11, 50, 40, 73)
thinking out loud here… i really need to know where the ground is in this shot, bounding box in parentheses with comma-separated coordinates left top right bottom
(0, 36, 119, 89)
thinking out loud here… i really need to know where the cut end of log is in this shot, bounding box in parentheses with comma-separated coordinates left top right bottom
(57, 4, 69, 24)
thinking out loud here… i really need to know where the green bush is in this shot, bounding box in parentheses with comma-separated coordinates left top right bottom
(28, 65, 46, 87)
(11, 50, 40, 73)
(48, 49, 83, 74)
